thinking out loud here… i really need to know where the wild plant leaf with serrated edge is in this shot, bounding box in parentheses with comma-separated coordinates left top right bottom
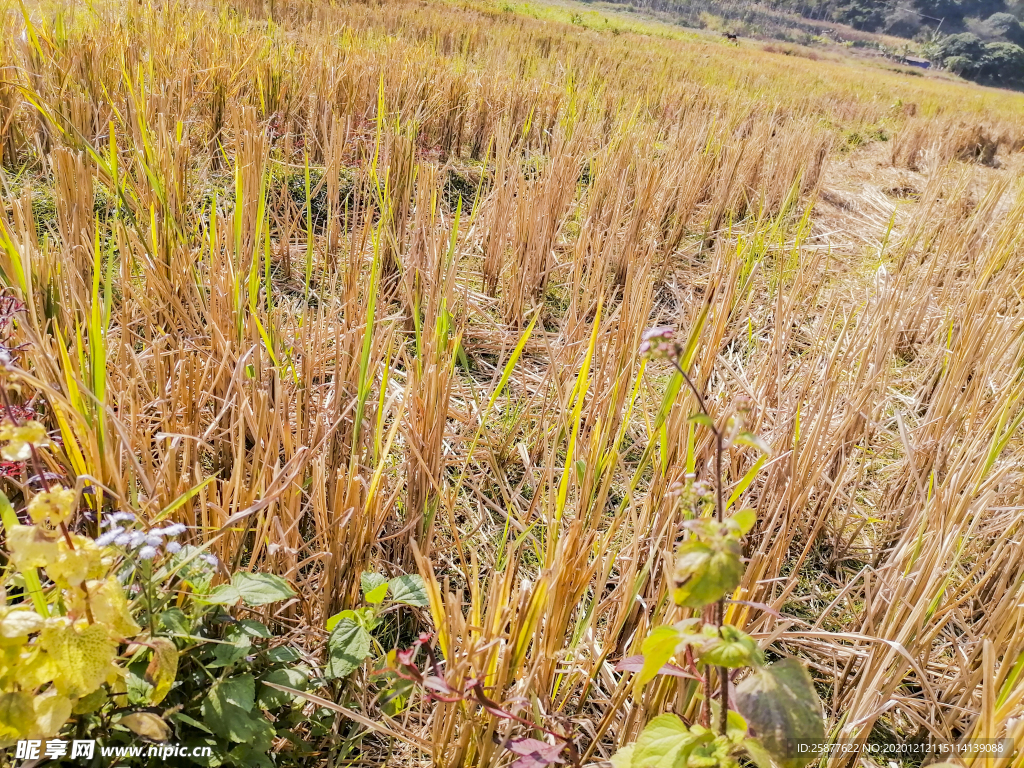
(636, 625, 682, 692)
(201, 674, 257, 743)
(145, 638, 178, 704)
(729, 508, 757, 536)
(325, 618, 372, 679)
(231, 572, 295, 606)
(201, 584, 241, 606)
(698, 625, 763, 668)
(673, 539, 743, 608)
(609, 745, 634, 768)
(388, 574, 429, 607)
(361, 571, 387, 596)
(365, 581, 389, 605)
(257, 668, 307, 710)
(633, 713, 709, 768)
(734, 659, 824, 768)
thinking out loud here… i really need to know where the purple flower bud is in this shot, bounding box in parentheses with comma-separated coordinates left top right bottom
(165, 541, 182, 554)
(161, 523, 187, 537)
(642, 326, 674, 341)
(146, 535, 163, 547)
(138, 545, 158, 560)
(639, 326, 679, 361)
(129, 531, 147, 549)
(111, 511, 137, 524)
(114, 533, 131, 546)
(202, 554, 219, 567)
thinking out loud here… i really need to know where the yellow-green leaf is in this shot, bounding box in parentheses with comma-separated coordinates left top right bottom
(121, 711, 171, 742)
(33, 690, 72, 738)
(634, 714, 709, 768)
(146, 638, 179, 705)
(636, 626, 683, 693)
(697, 625, 763, 669)
(0, 692, 35, 742)
(7, 524, 60, 569)
(0, 607, 44, 639)
(81, 578, 141, 639)
(40, 620, 118, 697)
(610, 745, 635, 768)
(673, 539, 743, 609)
(46, 536, 107, 589)
(72, 687, 109, 715)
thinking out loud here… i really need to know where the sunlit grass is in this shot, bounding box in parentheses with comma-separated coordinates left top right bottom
(1, 0, 1024, 763)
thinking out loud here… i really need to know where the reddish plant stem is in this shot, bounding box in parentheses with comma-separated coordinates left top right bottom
(673, 359, 729, 736)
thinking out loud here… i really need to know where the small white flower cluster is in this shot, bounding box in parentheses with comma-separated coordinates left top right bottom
(95, 513, 215, 564)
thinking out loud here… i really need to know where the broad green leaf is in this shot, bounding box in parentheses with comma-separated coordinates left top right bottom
(388, 574, 429, 607)
(183, 736, 221, 765)
(72, 687, 108, 715)
(361, 571, 388, 596)
(228, 718, 275, 762)
(685, 733, 734, 768)
(742, 738, 775, 768)
(380, 677, 413, 717)
(235, 620, 272, 639)
(159, 608, 191, 636)
(705, 700, 753, 745)
(734, 659, 824, 768)
(325, 609, 357, 633)
(209, 634, 251, 669)
(257, 668, 308, 710)
(364, 582, 389, 605)
(609, 745, 635, 768)
(725, 710, 749, 743)
(633, 714, 709, 768)
(698, 625, 763, 669)
(231, 572, 295, 606)
(636, 625, 683, 692)
(201, 674, 258, 743)
(214, 674, 256, 710)
(673, 539, 743, 608)
(729, 509, 757, 536)
(325, 618, 372, 679)
(125, 669, 154, 706)
(200, 584, 241, 606)
(266, 646, 302, 664)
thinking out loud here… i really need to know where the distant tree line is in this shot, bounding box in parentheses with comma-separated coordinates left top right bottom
(779, 0, 1024, 87)
(606, 0, 1024, 88)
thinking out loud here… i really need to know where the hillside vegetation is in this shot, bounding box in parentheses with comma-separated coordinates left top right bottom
(584, 0, 1024, 87)
(1, 0, 1024, 765)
